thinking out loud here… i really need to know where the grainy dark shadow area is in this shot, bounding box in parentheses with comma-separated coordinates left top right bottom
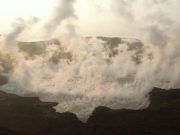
(0, 86, 180, 135)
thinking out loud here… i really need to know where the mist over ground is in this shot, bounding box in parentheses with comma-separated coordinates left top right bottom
(0, 0, 180, 121)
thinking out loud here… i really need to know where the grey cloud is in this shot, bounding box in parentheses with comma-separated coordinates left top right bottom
(44, 0, 76, 34)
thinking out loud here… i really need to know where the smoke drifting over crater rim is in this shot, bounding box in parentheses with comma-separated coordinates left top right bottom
(0, 0, 180, 121)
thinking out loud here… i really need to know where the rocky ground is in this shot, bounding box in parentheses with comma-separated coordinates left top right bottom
(0, 75, 180, 135)
(0, 90, 179, 134)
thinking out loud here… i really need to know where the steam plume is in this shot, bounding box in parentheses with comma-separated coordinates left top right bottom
(43, 0, 76, 37)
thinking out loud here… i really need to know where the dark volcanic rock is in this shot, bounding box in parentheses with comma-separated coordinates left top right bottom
(0, 91, 84, 135)
(0, 87, 180, 135)
(97, 36, 122, 47)
(87, 88, 180, 135)
(0, 126, 20, 135)
(0, 75, 8, 85)
(18, 38, 60, 56)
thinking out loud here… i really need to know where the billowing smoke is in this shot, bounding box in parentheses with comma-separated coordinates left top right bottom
(2, 17, 39, 49)
(4, 18, 25, 48)
(43, 0, 76, 38)
(0, 0, 180, 122)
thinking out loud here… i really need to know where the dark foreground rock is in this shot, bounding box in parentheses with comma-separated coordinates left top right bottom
(0, 75, 8, 85)
(0, 91, 85, 135)
(88, 88, 180, 135)
(0, 88, 180, 135)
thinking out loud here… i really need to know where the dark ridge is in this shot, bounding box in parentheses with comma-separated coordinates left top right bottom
(86, 36, 145, 64)
(0, 91, 84, 135)
(17, 38, 60, 56)
(148, 88, 180, 110)
(18, 38, 60, 46)
(0, 75, 8, 85)
(88, 87, 180, 135)
(0, 88, 180, 135)
(97, 36, 122, 47)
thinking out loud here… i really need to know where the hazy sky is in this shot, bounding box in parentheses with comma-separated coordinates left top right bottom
(0, 0, 179, 37)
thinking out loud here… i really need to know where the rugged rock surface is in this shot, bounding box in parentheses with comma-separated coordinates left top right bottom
(88, 88, 180, 135)
(0, 87, 179, 135)
(0, 75, 8, 85)
(0, 90, 85, 135)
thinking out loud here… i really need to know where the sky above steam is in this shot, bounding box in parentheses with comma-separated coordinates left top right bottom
(0, 0, 179, 37)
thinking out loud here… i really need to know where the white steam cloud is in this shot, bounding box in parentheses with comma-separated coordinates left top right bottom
(43, 0, 76, 38)
(0, 0, 180, 121)
(4, 18, 25, 48)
